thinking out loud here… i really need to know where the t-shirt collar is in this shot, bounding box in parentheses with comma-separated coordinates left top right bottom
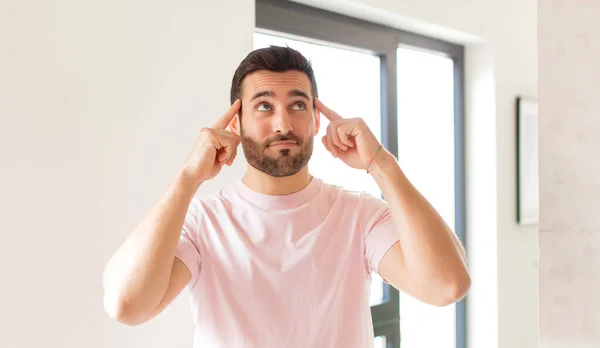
(232, 176, 322, 209)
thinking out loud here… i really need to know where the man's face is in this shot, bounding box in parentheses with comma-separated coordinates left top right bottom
(234, 70, 320, 177)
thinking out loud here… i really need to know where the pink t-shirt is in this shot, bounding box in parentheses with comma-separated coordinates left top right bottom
(175, 177, 399, 347)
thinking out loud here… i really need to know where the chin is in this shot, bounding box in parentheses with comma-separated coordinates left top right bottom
(267, 149, 293, 157)
(268, 170, 300, 178)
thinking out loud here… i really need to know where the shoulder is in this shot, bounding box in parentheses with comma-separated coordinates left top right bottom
(317, 180, 359, 202)
(316, 178, 386, 210)
(189, 182, 238, 213)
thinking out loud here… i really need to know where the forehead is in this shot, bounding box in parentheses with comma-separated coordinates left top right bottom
(242, 70, 311, 98)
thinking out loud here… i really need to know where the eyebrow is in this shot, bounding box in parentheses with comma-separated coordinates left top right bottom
(250, 89, 311, 102)
(250, 90, 275, 101)
(288, 89, 311, 101)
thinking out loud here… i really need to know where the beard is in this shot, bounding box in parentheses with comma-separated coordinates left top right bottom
(241, 130, 313, 178)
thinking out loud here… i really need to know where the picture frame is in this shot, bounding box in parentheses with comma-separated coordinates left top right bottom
(516, 96, 539, 226)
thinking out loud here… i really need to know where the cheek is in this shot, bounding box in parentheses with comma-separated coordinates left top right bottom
(242, 119, 271, 140)
(255, 123, 274, 138)
(296, 117, 315, 136)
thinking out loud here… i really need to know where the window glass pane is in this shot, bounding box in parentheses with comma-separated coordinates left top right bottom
(396, 46, 456, 348)
(374, 335, 387, 348)
(369, 272, 385, 306)
(254, 31, 386, 306)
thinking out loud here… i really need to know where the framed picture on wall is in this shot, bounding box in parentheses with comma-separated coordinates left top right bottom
(516, 96, 539, 226)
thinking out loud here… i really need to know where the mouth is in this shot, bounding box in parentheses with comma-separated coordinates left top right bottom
(269, 141, 298, 148)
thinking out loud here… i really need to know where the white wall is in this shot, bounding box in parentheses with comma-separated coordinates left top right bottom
(0, 1, 253, 347)
(539, 1, 600, 347)
(294, 1, 538, 347)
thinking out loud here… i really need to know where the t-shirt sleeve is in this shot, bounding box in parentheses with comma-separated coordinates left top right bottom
(362, 192, 400, 275)
(175, 198, 202, 289)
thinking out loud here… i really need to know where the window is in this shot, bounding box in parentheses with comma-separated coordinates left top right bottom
(396, 47, 460, 348)
(255, 1, 466, 347)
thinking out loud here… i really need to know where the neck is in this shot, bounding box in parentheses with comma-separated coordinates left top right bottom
(242, 165, 312, 195)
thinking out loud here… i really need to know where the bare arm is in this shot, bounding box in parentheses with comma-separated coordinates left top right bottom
(314, 98, 469, 307)
(372, 152, 470, 306)
(102, 100, 241, 325)
(102, 171, 199, 325)
(313, 98, 469, 307)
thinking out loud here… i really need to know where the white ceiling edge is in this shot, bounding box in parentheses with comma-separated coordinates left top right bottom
(288, 0, 483, 45)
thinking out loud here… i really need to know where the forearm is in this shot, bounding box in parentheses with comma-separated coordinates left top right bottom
(370, 151, 469, 290)
(103, 169, 201, 319)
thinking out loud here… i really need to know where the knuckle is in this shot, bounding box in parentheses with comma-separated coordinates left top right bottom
(227, 134, 241, 145)
(228, 130, 241, 140)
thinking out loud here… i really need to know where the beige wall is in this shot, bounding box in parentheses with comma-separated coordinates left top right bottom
(0, 1, 254, 347)
(539, 1, 600, 347)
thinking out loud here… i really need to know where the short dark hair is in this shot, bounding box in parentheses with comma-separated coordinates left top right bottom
(230, 46, 319, 106)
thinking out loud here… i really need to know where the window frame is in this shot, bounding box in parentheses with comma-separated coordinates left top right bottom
(255, 1, 467, 347)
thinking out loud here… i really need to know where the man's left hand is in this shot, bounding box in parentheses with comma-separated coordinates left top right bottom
(315, 98, 385, 171)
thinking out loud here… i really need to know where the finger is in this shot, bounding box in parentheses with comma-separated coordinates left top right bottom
(328, 123, 348, 151)
(226, 155, 236, 166)
(321, 135, 331, 153)
(330, 139, 339, 157)
(324, 131, 339, 158)
(336, 124, 356, 148)
(217, 151, 236, 165)
(213, 99, 241, 130)
(215, 131, 240, 163)
(315, 98, 343, 122)
(217, 144, 237, 165)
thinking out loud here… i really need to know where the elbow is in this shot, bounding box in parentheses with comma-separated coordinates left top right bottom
(102, 270, 149, 326)
(433, 272, 471, 307)
(103, 294, 147, 326)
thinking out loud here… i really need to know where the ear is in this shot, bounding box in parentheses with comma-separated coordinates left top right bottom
(229, 112, 241, 136)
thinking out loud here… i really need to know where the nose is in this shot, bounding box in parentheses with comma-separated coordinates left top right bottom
(273, 107, 293, 134)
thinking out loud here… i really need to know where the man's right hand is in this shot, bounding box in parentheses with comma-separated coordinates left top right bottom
(103, 100, 243, 326)
(182, 99, 242, 183)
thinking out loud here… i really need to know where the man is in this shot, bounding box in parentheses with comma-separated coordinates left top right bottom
(102, 46, 470, 347)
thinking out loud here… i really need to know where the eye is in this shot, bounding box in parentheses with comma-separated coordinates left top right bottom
(291, 102, 306, 110)
(257, 103, 272, 111)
